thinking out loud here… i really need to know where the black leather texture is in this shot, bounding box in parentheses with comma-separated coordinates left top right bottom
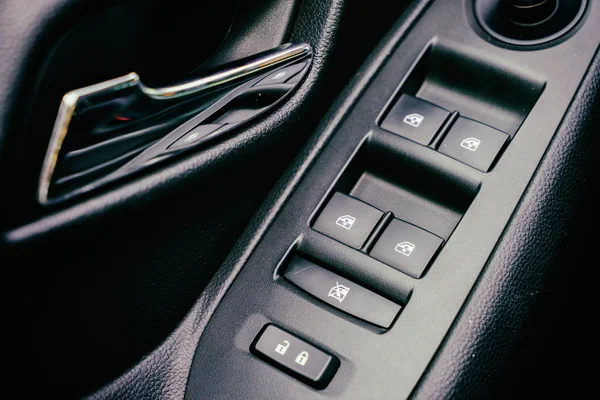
(412, 49, 600, 399)
(0, 0, 98, 159)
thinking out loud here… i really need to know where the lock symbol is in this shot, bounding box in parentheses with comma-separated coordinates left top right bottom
(295, 351, 309, 366)
(274, 340, 290, 355)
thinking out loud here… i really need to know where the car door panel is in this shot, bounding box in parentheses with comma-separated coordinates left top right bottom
(1, 0, 598, 399)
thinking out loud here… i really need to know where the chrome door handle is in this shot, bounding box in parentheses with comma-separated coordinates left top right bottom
(39, 43, 312, 205)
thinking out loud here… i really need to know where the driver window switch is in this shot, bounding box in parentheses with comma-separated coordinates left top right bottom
(313, 193, 383, 249)
(381, 94, 450, 145)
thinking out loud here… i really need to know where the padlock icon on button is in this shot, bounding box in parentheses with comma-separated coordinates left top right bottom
(274, 340, 290, 355)
(295, 351, 309, 366)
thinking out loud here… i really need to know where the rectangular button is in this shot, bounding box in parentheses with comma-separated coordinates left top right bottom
(381, 94, 450, 145)
(313, 193, 383, 249)
(252, 324, 339, 389)
(439, 117, 509, 172)
(285, 256, 402, 328)
(370, 219, 443, 279)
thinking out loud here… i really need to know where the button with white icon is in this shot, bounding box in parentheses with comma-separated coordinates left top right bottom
(440, 117, 509, 172)
(381, 94, 450, 145)
(370, 218, 443, 279)
(285, 256, 402, 328)
(252, 324, 339, 388)
(313, 193, 383, 249)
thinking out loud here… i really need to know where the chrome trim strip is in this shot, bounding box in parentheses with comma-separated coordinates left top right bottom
(37, 43, 312, 205)
(141, 43, 311, 99)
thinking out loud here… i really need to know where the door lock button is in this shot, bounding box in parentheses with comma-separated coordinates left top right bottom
(313, 193, 383, 249)
(381, 94, 450, 145)
(370, 218, 443, 279)
(439, 117, 509, 172)
(251, 324, 339, 389)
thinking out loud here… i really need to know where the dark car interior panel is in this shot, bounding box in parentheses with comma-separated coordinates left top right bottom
(1, 0, 598, 398)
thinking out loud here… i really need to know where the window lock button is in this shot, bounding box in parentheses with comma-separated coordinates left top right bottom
(284, 257, 402, 328)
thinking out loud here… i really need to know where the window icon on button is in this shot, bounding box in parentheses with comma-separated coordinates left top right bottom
(395, 241, 416, 257)
(335, 215, 356, 230)
(403, 113, 424, 128)
(460, 137, 481, 152)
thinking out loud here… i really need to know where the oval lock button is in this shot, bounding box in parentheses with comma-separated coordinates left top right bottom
(251, 324, 339, 389)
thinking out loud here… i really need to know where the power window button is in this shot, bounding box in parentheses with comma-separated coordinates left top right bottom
(370, 218, 443, 278)
(381, 94, 450, 145)
(313, 193, 383, 249)
(439, 117, 509, 172)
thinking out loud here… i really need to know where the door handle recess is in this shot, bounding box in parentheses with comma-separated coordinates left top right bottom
(38, 43, 312, 205)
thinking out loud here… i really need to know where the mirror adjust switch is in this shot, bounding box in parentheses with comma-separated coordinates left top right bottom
(439, 117, 509, 172)
(370, 219, 443, 279)
(381, 94, 450, 145)
(313, 193, 383, 249)
(285, 257, 402, 328)
(251, 324, 339, 389)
